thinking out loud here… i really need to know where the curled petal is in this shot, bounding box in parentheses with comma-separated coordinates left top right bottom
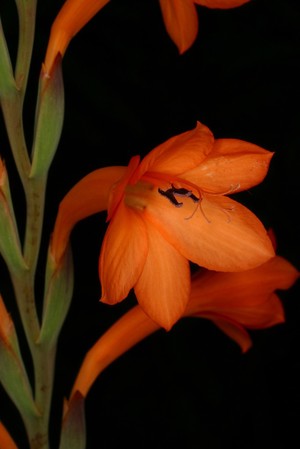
(185, 139, 274, 193)
(135, 222, 191, 330)
(44, 0, 110, 74)
(207, 315, 253, 353)
(100, 202, 148, 304)
(145, 192, 274, 271)
(195, 0, 250, 8)
(135, 122, 214, 181)
(51, 166, 126, 263)
(159, 0, 198, 54)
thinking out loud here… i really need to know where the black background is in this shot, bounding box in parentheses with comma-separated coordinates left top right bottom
(0, 0, 300, 448)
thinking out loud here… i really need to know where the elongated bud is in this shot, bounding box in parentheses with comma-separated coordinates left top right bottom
(44, 0, 110, 75)
(59, 393, 86, 449)
(0, 296, 38, 417)
(30, 56, 64, 178)
(38, 245, 74, 347)
(0, 159, 27, 272)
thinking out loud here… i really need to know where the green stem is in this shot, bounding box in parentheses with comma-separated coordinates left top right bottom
(9, 177, 47, 345)
(23, 177, 55, 448)
(11, 175, 56, 449)
(24, 345, 56, 449)
(10, 270, 40, 345)
(23, 176, 47, 275)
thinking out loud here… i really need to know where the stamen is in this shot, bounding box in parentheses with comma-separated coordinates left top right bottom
(143, 171, 238, 224)
(184, 201, 211, 223)
(158, 184, 201, 207)
(201, 183, 241, 196)
(158, 187, 183, 207)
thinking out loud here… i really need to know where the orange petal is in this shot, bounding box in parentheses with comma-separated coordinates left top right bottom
(145, 192, 275, 271)
(188, 256, 298, 315)
(191, 286, 285, 329)
(44, 0, 110, 74)
(0, 422, 18, 449)
(159, 0, 199, 54)
(134, 122, 214, 181)
(134, 222, 191, 330)
(184, 138, 274, 194)
(208, 316, 253, 353)
(184, 254, 299, 349)
(51, 166, 126, 263)
(100, 202, 148, 304)
(195, 0, 250, 8)
(71, 305, 159, 398)
(107, 155, 140, 221)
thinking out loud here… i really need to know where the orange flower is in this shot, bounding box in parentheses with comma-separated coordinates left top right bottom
(159, 0, 250, 53)
(187, 256, 299, 352)
(70, 255, 299, 398)
(52, 122, 274, 328)
(43, 0, 110, 75)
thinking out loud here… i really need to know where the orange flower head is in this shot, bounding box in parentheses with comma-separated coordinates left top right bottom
(51, 122, 275, 329)
(159, 0, 251, 53)
(43, 0, 110, 75)
(71, 254, 299, 398)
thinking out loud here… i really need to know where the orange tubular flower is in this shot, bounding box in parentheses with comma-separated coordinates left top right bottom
(159, 0, 250, 53)
(71, 255, 299, 398)
(51, 122, 275, 329)
(43, 0, 110, 75)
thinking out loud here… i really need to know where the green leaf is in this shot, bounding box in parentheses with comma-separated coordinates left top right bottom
(0, 20, 15, 97)
(30, 57, 64, 178)
(0, 334, 38, 418)
(38, 246, 74, 347)
(0, 162, 27, 272)
(59, 393, 86, 449)
(14, 0, 37, 93)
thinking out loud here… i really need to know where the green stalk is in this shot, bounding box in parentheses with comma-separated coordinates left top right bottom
(2, 3, 58, 447)
(23, 345, 56, 449)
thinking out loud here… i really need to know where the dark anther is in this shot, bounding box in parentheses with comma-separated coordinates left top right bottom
(158, 187, 183, 207)
(158, 184, 200, 207)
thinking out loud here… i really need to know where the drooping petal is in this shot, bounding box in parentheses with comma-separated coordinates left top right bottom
(44, 0, 110, 74)
(159, 0, 199, 54)
(134, 222, 191, 330)
(208, 316, 253, 353)
(195, 0, 250, 8)
(100, 202, 148, 304)
(188, 256, 299, 316)
(184, 255, 299, 351)
(51, 166, 126, 263)
(145, 191, 275, 271)
(184, 138, 274, 194)
(134, 122, 214, 182)
(70, 252, 297, 398)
